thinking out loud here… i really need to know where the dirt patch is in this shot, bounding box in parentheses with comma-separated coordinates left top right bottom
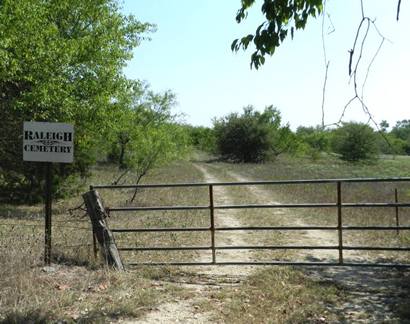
(123, 300, 209, 324)
(120, 163, 255, 323)
(225, 169, 340, 262)
(194, 164, 255, 276)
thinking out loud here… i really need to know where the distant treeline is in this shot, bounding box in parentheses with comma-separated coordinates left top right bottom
(185, 106, 410, 163)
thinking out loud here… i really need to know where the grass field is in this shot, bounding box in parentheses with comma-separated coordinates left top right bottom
(200, 154, 410, 264)
(0, 160, 207, 322)
(92, 161, 211, 265)
(1, 153, 410, 322)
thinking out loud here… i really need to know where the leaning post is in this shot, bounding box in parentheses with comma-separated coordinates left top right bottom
(83, 189, 124, 271)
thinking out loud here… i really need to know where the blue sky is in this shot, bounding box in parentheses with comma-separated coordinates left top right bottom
(122, 0, 409, 130)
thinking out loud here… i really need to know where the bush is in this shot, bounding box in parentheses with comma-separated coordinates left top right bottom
(186, 126, 216, 153)
(391, 120, 410, 155)
(331, 122, 378, 162)
(376, 133, 407, 155)
(213, 106, 291, 162)
(296, 126, 330, 160)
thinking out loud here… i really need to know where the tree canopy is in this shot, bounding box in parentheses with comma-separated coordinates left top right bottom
(232, 0, 402, 69)
(331, 122, 378, 162)
(232, 0, 323, 69)
(213, 106, 292, 162)
(0, 0, 153, 201)
(108, 80, 190, 194)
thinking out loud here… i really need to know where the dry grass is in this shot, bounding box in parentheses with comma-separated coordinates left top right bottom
(191, 154, 410, 323)
(0, 267, 165, 323)
(0, 159, 206, 322)
(198, 154, 410, 264)
(199, 267, 345, 323)
(95, 161, 211, 265)
(2, 153, 410, 322)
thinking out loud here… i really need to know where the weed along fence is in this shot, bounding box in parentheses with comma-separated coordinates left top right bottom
(84, 178, 410, 269)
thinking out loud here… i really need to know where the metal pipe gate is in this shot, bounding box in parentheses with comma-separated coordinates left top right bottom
(91, 177, 410, 268)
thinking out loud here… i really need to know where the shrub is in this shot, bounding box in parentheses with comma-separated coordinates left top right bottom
(391, 120, 410, 155)
(186, 126, 216, 153)
(376, 133, 406, 155)
(213, 106, 291, 162)
(296, 126, 330, 160)
(331, 122, 378, 162)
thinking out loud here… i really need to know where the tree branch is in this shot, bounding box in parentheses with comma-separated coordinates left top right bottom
(326, 3, 397, 154)
(320, 0, 330, 129)
(397, 0, 402, 21)
(112, 169, 129, 185)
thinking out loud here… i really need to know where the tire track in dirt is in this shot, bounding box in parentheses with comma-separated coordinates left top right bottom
(122, 162, 410, 323)
(193, 163, 255, 276)
(219, 166, 410, 323)
(223, 169, 340, 262)
(122, 163, 255, 323)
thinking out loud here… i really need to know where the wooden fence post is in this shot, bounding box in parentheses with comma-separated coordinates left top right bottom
(83, 190, 124, 270)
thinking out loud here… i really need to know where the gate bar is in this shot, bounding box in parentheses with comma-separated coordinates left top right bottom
(343, 226, 410, 230)
(337, 181, 343, 265)
(395, 188, 400, 235)
(117, 245, 410, 252)
(216, 226, 336, 231)
(119, 246, 211, 251)
(90, 176, 410, 190)
(106, 202, 410, 213)
(108, 206, 209, 212)
(111, 225, 410, 233)
(112, 227, 209, 233)
(209, 184, 216, 264)
(126, 261, 410, 268)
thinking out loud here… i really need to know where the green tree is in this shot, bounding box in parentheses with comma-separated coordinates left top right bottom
(186, 126, 216, 153)
(232, 0, 323, 69)
(108, 81, 190, 201)
(379, 120, 390, 133)
(296, 126, 330, 159)
(232, 1, 402, 69)
(214, 105, 291, 162)
(331, 122, 378, 162)
(0, 0, 152, 202)
(374, 120, 406, 155)
(376, 133, 406, 155)
(391, 120, 410, 139)
(296, 126, 330, 151)
(108, 80, 176, 168)
(391, 120, 410, 154)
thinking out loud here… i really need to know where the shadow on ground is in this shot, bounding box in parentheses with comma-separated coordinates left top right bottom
(304, 260, 410, 322)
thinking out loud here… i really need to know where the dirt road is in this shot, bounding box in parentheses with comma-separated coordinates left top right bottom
(124, 162, 410, 323)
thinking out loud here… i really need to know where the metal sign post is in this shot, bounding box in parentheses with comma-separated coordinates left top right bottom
(44, 162, 52, 264)
(23, 122, 74, 265)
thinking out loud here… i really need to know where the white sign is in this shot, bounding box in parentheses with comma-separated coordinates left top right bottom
(23, 122, 74, 163)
